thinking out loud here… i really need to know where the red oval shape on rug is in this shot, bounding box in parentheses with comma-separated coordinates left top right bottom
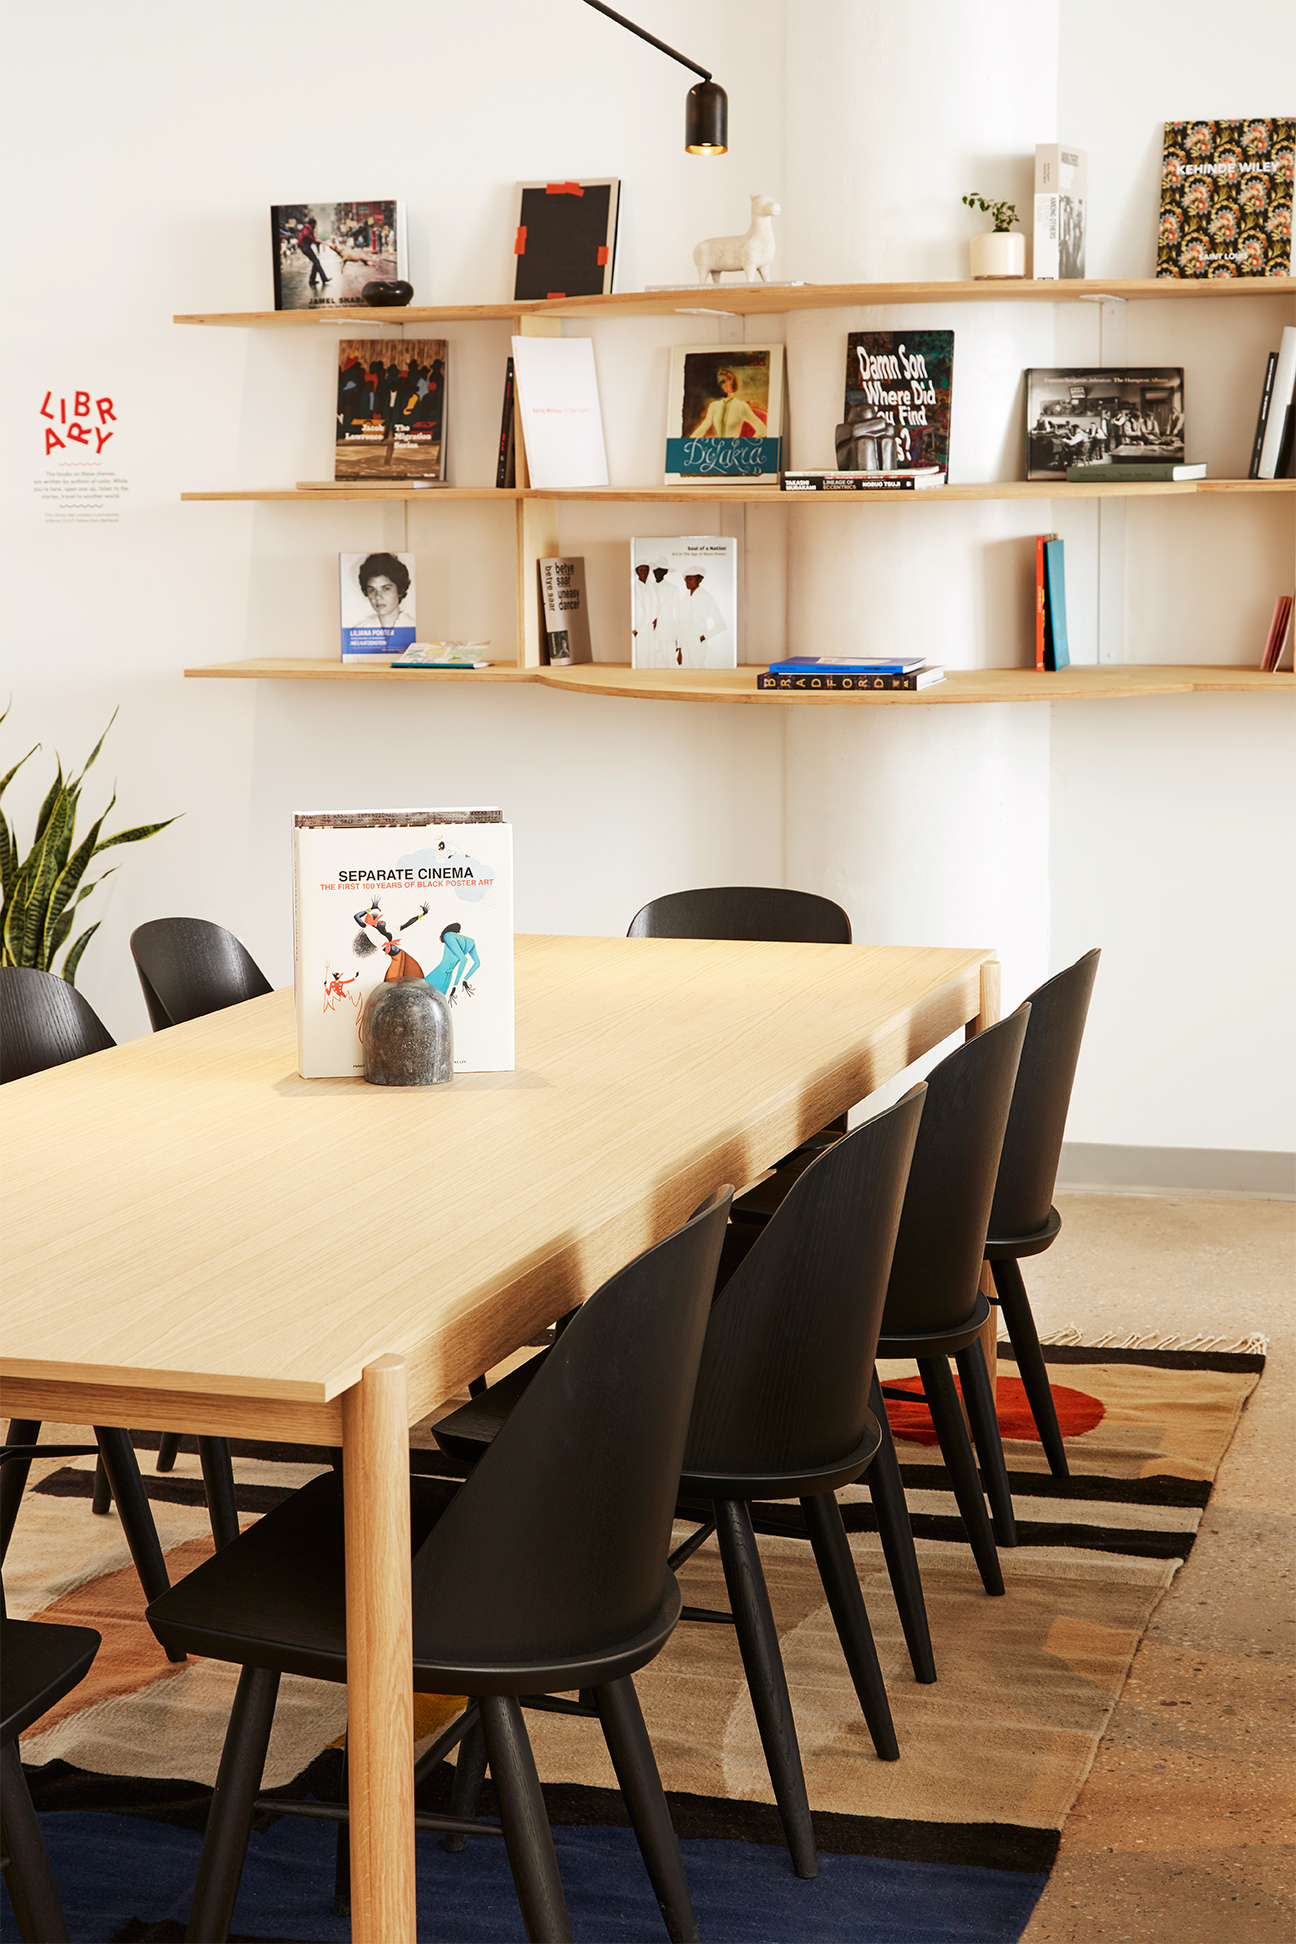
(885, 1374, 1105, 1445)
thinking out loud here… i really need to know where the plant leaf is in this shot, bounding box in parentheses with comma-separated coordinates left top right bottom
(93, 816, 179, 853)
(0, 743, 38, 802)
(60, 922, 99, 987)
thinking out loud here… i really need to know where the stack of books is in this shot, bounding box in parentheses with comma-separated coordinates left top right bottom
(756, 656, 945, 693)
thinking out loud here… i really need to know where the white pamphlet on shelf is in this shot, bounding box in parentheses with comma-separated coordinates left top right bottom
(510, 336, 608, 489)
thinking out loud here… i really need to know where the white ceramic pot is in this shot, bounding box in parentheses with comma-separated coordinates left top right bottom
(969, 230, 1026, 279)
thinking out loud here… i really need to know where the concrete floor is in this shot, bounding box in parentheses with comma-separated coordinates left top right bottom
(1019, 1193, 1294, 1944)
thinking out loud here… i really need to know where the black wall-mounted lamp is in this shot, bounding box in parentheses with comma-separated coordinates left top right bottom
(581, 0, 728, 154)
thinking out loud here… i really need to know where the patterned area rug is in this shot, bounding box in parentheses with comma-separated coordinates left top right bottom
(1, 1343, 1264, 1943)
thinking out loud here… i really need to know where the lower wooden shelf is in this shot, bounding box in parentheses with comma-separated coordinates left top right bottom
(183, 660, 1295, 704)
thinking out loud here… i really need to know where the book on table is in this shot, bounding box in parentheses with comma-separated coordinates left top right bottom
(1156, 120, 1294, 280)
(293, 808, 514, 1080)
(538, 556, 592, 663)
(339, 552, 417, 662)
(1033, 145, 1087, 279)
(631, 537, 737, 669)
(510, 336, 608, 489)
(1026, 368, 1185, 481)
(271, 200, 407, 311)
(512, 179, 619, 301)
(838, 332, 954, 477)
(336, 339, 447, 482)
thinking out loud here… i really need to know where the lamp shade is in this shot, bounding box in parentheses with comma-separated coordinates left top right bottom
(685, 79, 728, 154)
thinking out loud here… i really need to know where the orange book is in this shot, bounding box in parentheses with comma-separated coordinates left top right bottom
(1035, 534, 1057, 672)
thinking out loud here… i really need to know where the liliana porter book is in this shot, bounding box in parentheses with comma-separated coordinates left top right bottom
(293, 809, 514, 1080)
(270, 201, 408, 311)
(339, 552, 417, 661)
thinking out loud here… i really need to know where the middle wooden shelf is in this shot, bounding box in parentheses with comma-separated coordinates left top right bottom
(181, 479, 1294, 504)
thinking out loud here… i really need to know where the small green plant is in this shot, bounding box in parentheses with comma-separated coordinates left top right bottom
(0, 706, 178, 985)
(962, 193, 1019, 233)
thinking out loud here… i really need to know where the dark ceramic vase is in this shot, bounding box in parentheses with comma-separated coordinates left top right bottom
(363, 280, 414, 308)
(362, 979, 452, 1086)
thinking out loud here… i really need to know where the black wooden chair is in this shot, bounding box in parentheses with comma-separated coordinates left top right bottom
(436, 1089, 925, 1882)
(144, 1189, 733, 1944)
(129, 916, 272, 1032)
(985, 950, 1100, 1478)
(0, 971, 189, 1648)
(2, 1444, 103, 1943)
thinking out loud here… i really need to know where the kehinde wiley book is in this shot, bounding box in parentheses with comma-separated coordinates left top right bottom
(293, 809, 514, 1080)
(337, 340, 447, 482)
(271, 201, 408, 311)
(1157, 120, 1294, 279)
(839, 332, 954, 475)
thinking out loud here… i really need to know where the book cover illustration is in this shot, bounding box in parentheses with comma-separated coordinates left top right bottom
(271, 201, 406, 311)
(339, 552, 417, 661)
(664, 345, 784, 482)
(293, 809, 514, 1080)
(1025, 369, 1184, 480)
(336, 340, 447, 482)
(1157, 120, 1294, 279)
(1034, 144, 1087, 279)
(839, 332, 954, 475)
(513, 179, 619, 301)
(539, 557, 592, 663)
(631, 537, 737, 670)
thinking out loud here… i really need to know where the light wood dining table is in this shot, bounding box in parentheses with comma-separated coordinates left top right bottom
(1, 933, 998, 1941)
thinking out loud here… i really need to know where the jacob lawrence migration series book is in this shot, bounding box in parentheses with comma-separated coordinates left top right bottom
(336, 340, 448, 481)
(271, 201, 408, 310)
(293, 809, 514, 1080)
(838, 332, 954, 476)
(1157, 120, 1294, 278)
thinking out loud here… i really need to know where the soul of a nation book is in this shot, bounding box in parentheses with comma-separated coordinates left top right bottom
(271, 201, 408, 310)
(293, 809, 514, 1080)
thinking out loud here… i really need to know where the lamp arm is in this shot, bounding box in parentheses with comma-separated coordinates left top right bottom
(580, 0, 711, 82)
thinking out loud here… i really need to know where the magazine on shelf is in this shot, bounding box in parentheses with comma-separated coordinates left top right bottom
(271, 201, 407, 311)
(839, 332, 954, 476)
(538, 557, 592, 664)
(339, 552, 417, 661)
(336, 339, 447, 482)
(1156, 120, 1294, 280)
(1033, 145, 1087, 279)
(664, 345, 784, 483)
(512, 179, 619, 301)
(510, 336, 608, 489)
(1025, 369, 1185, 481)
(631, 537, 737, 669)
(293, 808, 514, 1080)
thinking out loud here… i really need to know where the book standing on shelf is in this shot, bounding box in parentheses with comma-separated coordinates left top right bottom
(1042, 537, 1069, 671)
(293, 808, 514, 1080)
(1026, 368, 1185, 481)
(1035, 534, 1055, 672)
(1248, 352, 1279, 478)
(631, 538, 737, 669)
(538, 557, 592, 664)
(510, 336, 608, 489)
(513, 179, 619, 300)
(336, 339, 447, 482)
(838, 332, 954, 476)
(1157, 120, 1294, 279)
(1260, 595, 1293, 671)
(339, 552, 417, 662)
(496, 358, 516, 489)
(1033, 145, 1087, 279)
(1256, 327, 1296, 480)
(664, 345, 784, 483)
(271, 201, 407, 311)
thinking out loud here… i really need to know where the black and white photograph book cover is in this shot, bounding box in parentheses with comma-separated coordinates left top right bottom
(631, 537, 737, 670)
(339, 551, 417, 661)
(336, 339, 447, 481)
(271, 201, 407, 310)
(1025, 369, 1186, 479)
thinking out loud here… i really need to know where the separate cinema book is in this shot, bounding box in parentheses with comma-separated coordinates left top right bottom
(339, 552, 417, 661)
(512, 179, 619, 300)
(336, 340, 447, 481)
(1157, 120, 1294, 278)
(839, 332, 954, 476)
(631, 537, 737, 670)
(293, 808, 514, 1080)
(270, 200, 408, 311)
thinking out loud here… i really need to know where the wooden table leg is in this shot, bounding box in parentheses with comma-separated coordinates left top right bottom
(966, 959, 1001, 1395)
(342, 1354, 415, 1943)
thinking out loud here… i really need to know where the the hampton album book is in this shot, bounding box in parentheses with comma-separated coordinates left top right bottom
(839, 332, 954, 475)
(271, 201, 408, 310)
(336, 340, 448, 481)
(1025, 369, 1185, 480)
(1157, 120, 1294, 278)
(293, 808, 515, 1080)
(631, 537, 737, 670)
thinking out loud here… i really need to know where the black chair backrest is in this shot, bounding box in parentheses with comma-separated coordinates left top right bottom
(0, 966, 115, 1084)
(410, 1188, 733, 1666)
(685, 1087, 925, 1478)
(881, 1009, 1030, 1340)
(627, 886, 851, 945)
(989, 950, 1100, 1237)
(130, 917, 272, 1030)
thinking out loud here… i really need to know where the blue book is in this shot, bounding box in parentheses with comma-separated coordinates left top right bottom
(1044, 539, 1069, 670)
(768, 657, 927, 675)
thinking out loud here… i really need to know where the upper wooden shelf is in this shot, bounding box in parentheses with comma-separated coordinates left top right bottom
(181, 479, 1294, 505)
(183, 661, 1295, 704)
(174, 276, 1296, 329)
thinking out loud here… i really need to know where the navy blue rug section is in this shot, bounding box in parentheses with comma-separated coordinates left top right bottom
(2, 1810, 1050, 1944)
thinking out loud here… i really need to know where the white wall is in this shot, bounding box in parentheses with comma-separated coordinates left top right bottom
(2, 0, 1292, 1160)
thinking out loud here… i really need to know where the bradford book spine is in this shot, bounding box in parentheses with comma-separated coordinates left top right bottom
(496, 358, 515, 489)
(757, 670, 944, 692)
(1249, 352, 1279, 478)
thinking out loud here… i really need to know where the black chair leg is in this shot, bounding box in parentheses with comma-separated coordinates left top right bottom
(156, 1432, 182, 1473)
(0, 1422, 41, 1562)
(595, 1676, 699, 1943)
(956, 1340, 1017, 1547)
(1, 1739, 70, 1943)
(917, 1360, 1004, 1597)
(91, 1454, 113, 1515)
(444, 1714, 489, 1853)
(866, 1374, 936, 1683)
(801, 1491, 898, 1760)
(993, 1257, 1070, 1478)
(479, 1694, 572, 1944)
(198, 1438, 240, 1551)
(92, 1428, 185, 1660)
(184, 1664, 281, 1944)
(713, 1497, 818, 1880)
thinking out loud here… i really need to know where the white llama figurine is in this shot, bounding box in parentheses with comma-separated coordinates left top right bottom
(693, 194, 781, 285)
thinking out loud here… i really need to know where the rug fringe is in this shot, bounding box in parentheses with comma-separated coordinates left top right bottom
(1014, 1327, 1270, 1355)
